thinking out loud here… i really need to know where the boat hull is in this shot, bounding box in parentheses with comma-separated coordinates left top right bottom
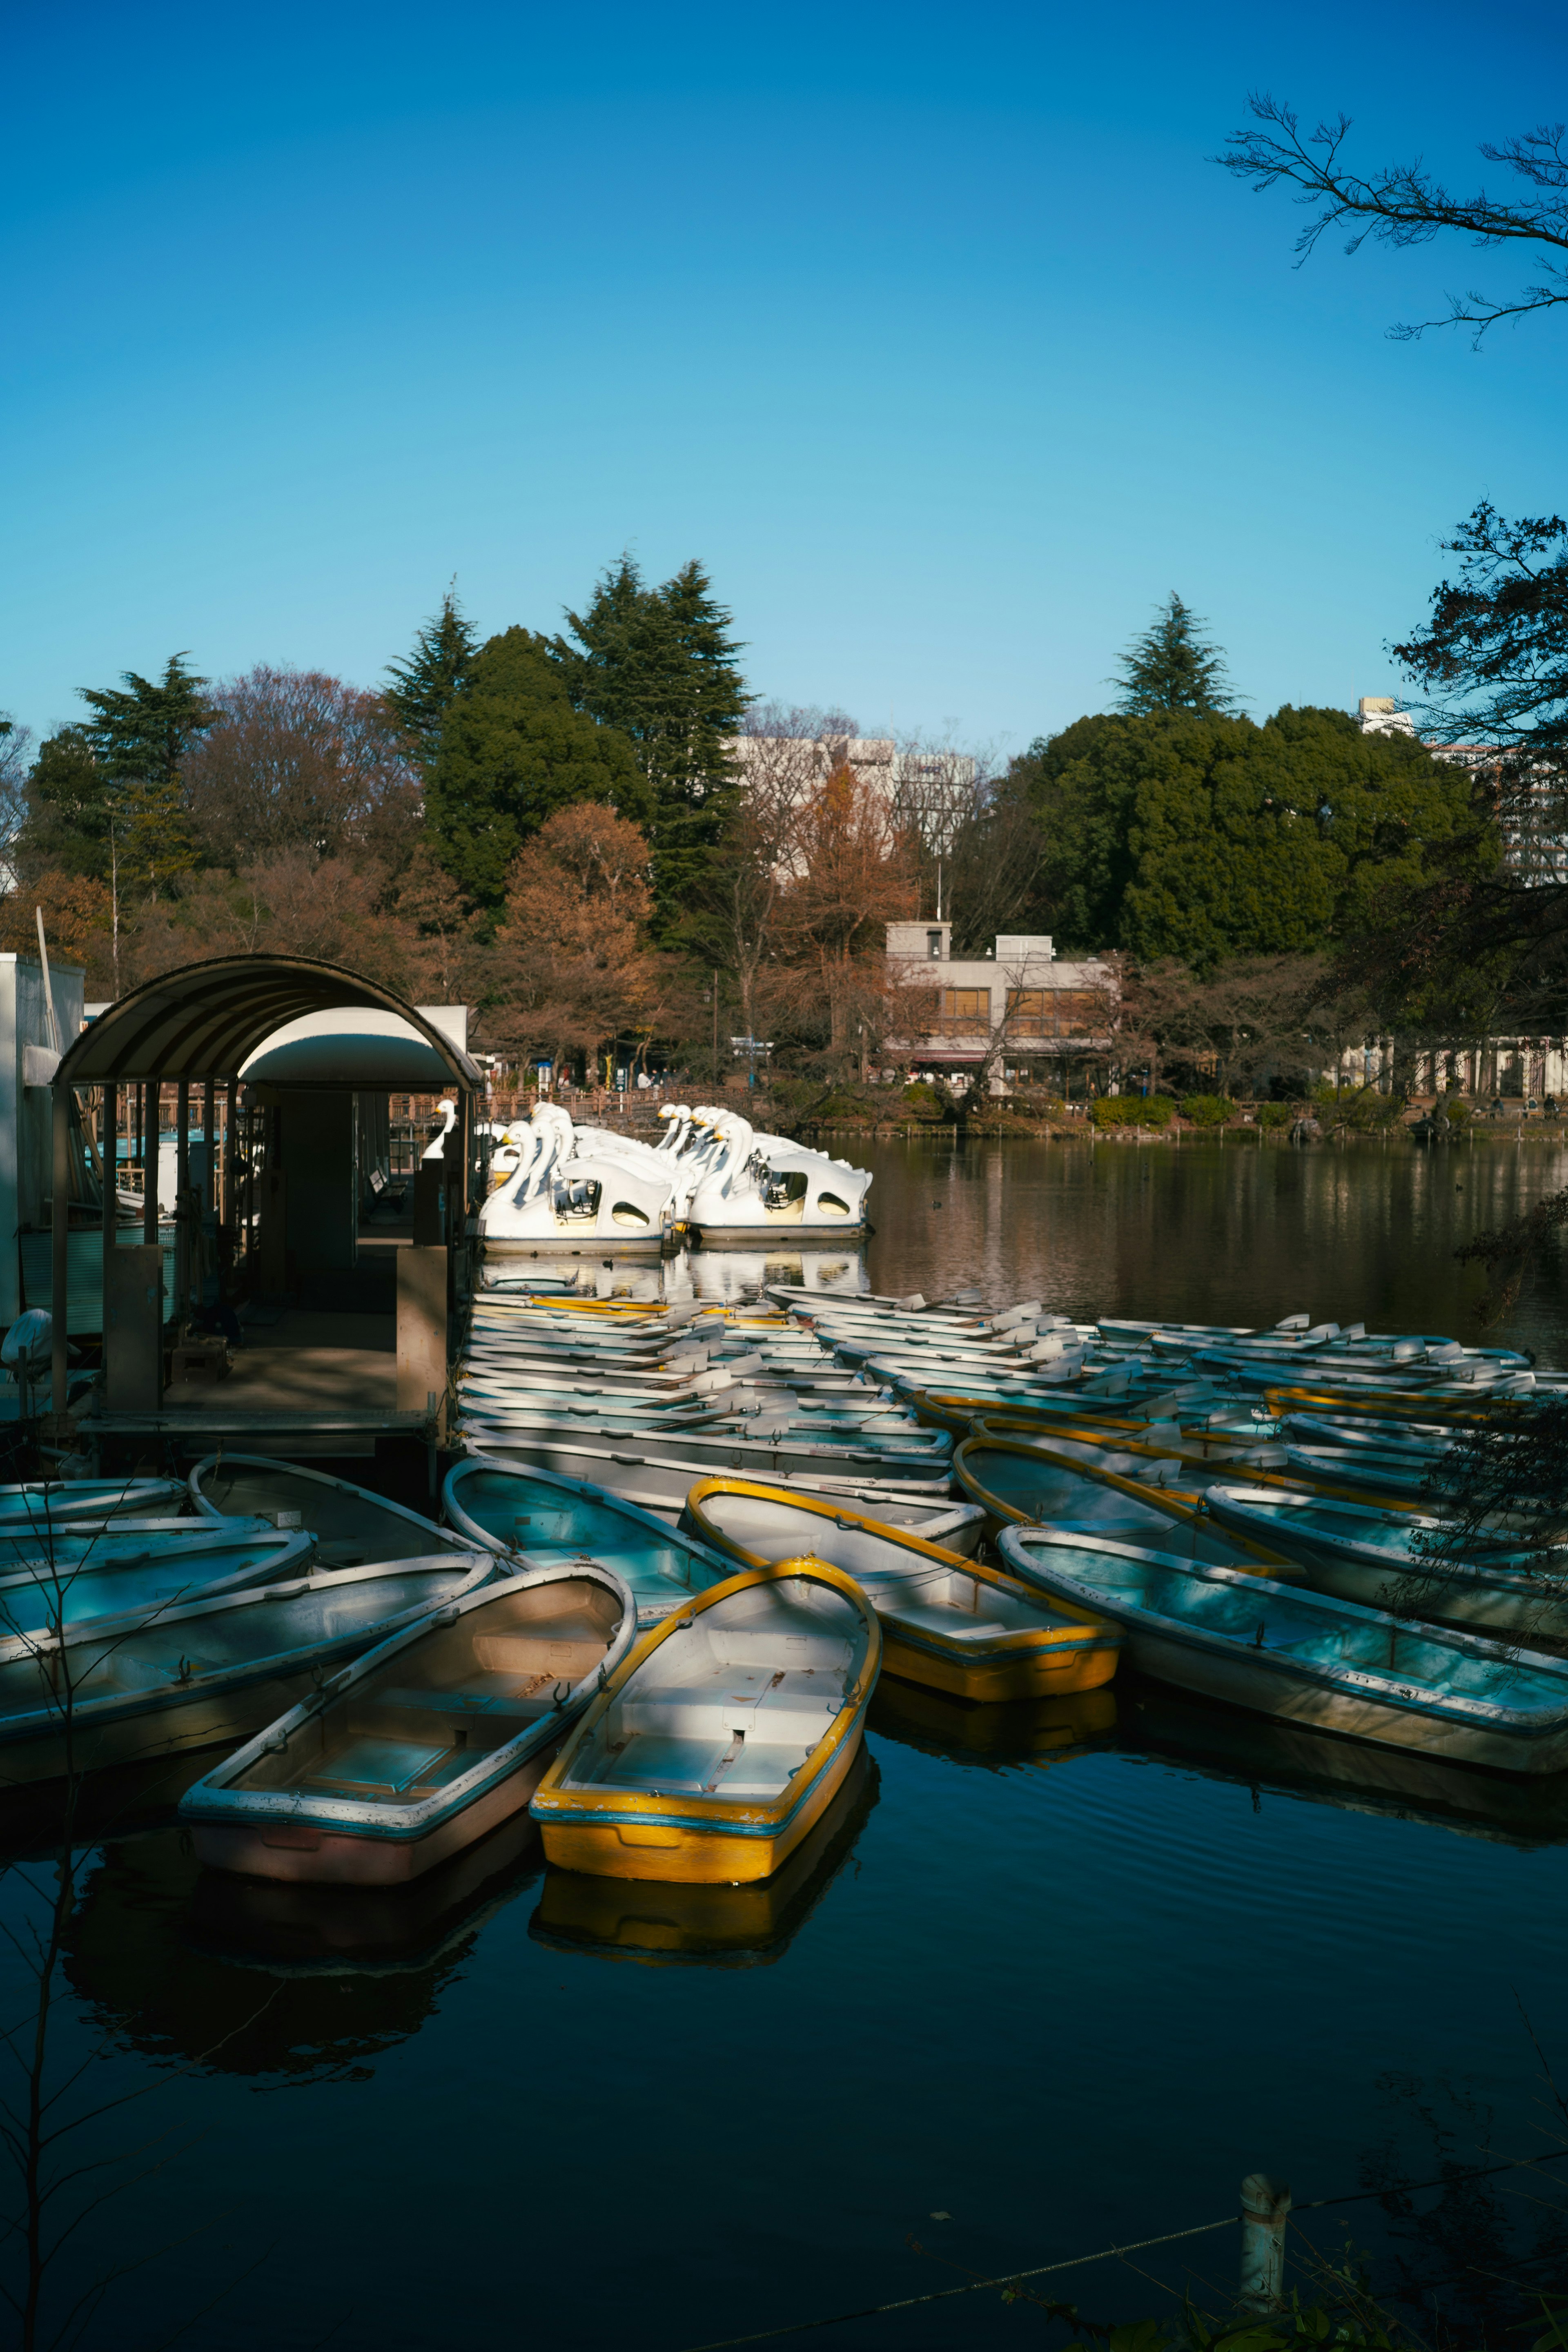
(688, 1221, 868, 1248)
(537, 1714, 866, 1884)
(877, 1624, 1118, 1703)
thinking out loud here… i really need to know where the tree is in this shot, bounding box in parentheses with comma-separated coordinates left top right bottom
(1113, 593, 1238, 717)
(492, 804, 678, 1072)
(13, 733, 117, 881)
(1220, 94, 1568, 343)
(552, 556, 748, 929)
(773, 764, 919, 1066)
(78, 653, 212, 784)
(181, 665, 421, 868)
(426, 628, 648, 909)
(1016, 705, 1487, 969)
(1392, 503, 1568, 763)
(0, 716, 33, 865)
(384, 586, 479, 760)
(394, 843, 492, 1003)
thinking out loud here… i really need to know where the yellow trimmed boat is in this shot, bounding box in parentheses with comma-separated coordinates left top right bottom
(530, 1559, 879, 1884)
(681, 1478, 1120, 1703)
(952, 1432, 1293, 1570)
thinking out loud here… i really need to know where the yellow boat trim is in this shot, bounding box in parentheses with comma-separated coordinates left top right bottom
(951, 1434, 1293, 1573)
(967, 1417, 1419, 1517)
(532, 1555, 881, 1884)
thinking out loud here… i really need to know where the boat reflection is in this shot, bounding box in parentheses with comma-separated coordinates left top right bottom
(1118, 1677, 1568, 1849)
(58, 1815, 541, 2076)
(531, 1745, 879, 1967)
(869, 1675, 1118, 1769)
(0, 1748, 214, 1862)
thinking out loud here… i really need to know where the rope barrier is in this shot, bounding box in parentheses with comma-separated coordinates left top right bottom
(675, 2143, 1568, 2352)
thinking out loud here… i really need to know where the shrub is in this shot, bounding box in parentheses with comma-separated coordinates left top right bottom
(901, 1082, 943, 1117)
(1258, 1100, 1295, 1131)
(1439, 1096, 1472, 1128)
(1181, 1093, 1236, 1127)
(1091, 1094, 1176, 1129)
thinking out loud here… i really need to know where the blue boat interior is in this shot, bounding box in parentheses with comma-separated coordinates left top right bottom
(449, 1468, 730, 1612)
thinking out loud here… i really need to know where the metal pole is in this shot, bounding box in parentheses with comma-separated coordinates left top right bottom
(50, 1087, 69, 1417)
(142, 1082, 157, 1246)
(1238, 2174, 1291, 2312)
(175, 1077, 190, 1322)
(101, 1080, 117, 1343)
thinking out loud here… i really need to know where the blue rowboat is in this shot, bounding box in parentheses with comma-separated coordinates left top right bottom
(1203, 1483, 1568, 1641)
(455, 1426, 954, 1513)
(996, 1526, 1568, 1773)
(951, 1434, 1285, 1568)
(189, 1454, 486, 1567)
(0, 1523, 315, 1643)
(0, 1551, 494, 1785)
(443, 1457, 735, 1624)
(181, 1556, 638, 1886)
(0, 1477, 186, 1528)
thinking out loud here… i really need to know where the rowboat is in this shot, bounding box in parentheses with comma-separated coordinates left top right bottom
(1202, 1484, 1568, 1641)
(442, 1457, 737, 1622)
(189, 1455, 480, 1567)
(457, 1416, 950, 1478)
(530, 1743, 879, 1968)
(952, 1434, 1285, 1568)
(454, 1427, 954, 1516)
(997, 1526, 1568, 1771)
(0, 1523, 315, 1642)
(531, 1559, 880, 1882)
(681, 1479, 1120, 1702)
(0, 1552, 493, 1785)
(0, 1477, 186, 1528)
(180, 1557, 638, 1884)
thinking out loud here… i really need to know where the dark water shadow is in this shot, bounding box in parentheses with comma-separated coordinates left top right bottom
(530, 1744, 880, 1968)
(869, 1674, 1118, 1770)
(1117, 1675, 1568, 1851)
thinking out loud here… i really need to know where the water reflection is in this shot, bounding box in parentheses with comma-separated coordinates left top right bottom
(530, 1746, 879, 1967)
(1119, 1678, 1568, 1850)
(870, 1676, 1118, 1769)
(0, 1749, 214, 1862)
(60, 1816, 542, 2075)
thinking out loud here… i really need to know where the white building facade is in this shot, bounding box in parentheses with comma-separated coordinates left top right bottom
(884, 924, 1114, 1080)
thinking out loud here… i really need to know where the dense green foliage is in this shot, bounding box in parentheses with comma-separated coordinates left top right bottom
(1091, 1094, 1176, 1127)
(385, 588, 479, 760)
(1014, 705, 1491, 967)
(425, 629, 649, 909)
(1181, 1093, 1236, 1125)
(79, 653, 212, 783)
(16, 731, 119, 879)
(552, 556, 748, 929)
(1113, 592, 1237, 716)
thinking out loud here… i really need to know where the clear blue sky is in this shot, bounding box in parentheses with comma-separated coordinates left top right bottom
(4, 0, 1564, 758)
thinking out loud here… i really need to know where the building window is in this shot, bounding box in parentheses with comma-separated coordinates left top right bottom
(927, 931, 943, 959)
(937, 988, 990, 1036)
(1005, 987, 1099, 1036)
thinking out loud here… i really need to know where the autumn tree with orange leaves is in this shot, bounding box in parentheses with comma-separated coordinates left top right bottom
(773, 763, 920, 1069)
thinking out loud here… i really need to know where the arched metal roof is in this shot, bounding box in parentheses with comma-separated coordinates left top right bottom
(54, 955, 482, 1088)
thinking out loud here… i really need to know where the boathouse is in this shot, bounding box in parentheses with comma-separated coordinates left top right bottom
(45, 955, 482, 1477)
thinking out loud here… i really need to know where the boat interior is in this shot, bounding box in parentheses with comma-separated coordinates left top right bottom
(1017, 1539, 1568, 1708)
(195, 1464, 450, 1567)
(449, 1469, 727, 1606)
(228, 1576, 625, 1804)
(0, 1561, 479, 1715)
(0, 1532, 292, 1641)
(561, 1577, 868, 1802)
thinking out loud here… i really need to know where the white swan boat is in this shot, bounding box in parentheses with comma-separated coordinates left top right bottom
(479, 1103, 677, 1255)
(684, 1116, 872, 1244)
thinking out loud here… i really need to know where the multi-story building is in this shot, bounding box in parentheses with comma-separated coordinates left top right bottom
(884, 923, 1114, 1084)
(1356, 695, 1568, 882)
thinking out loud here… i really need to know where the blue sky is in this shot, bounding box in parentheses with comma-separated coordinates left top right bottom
(3, 0, 1564, 758)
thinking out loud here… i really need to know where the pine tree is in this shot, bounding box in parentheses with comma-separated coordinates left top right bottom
(552, 555, 748, 930)
(385, 585, 479, 759)
(16, 731, 120, 880)
(79, 652, 213, 782)
(1112, 594, 1238, 716)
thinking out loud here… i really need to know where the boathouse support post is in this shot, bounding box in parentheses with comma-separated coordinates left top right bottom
(101, 1078, 117, 1305)
(1237, 2173, 1290, 2312)
(49, 1083, 69, 1415)
(175, 1078, 190, 1323)
(142, 1083, 158, 1246)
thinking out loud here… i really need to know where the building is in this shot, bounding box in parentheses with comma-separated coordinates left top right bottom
(1357, 695, 1568, 883)
(731, 734, 976, 817)
(884, 924, 1114, 1083)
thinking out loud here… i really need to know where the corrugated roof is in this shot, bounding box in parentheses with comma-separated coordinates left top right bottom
(56, 956, 481, 1088)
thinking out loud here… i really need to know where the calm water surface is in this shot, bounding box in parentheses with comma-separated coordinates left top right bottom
(10, 1139, 1568, 2349)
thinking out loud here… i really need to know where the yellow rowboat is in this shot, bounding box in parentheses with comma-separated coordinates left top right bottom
(969, 1417, 1419, 1517)
(1262, 1385, 1525, 1428)
(530, 1559, 879, 1884)
(869, 1677, 1117, 1764)
(530, 1744, 879, 1967)
(952, 1434, 1294, 1572)
(680, 1478, 1120, 1704)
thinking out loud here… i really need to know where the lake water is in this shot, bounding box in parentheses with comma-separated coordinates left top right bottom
(9, 1138, 1568, 2350)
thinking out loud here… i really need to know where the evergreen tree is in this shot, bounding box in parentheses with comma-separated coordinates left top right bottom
(1016, 704, 1489, 969)
(79, 652, 213, 782)
(552, 555, 748, 929)
(385, 585, 479, 760)
(16, 730, 120, 880)
(1113, 594, 1238, 717)
(426, 628, 650, 908)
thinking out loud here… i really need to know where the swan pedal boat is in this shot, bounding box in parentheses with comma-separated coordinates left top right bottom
(189, 1455, 475, 1567)
(997, 1526, 1568, 1772)
(0, 1551, 493, 1785)
(680, 1479, 1119, 1703)
(180, 1557, 637, 1884)
(1203, 1483, 1568, 1641)
(0, 1522, 314, 1641)
(531, 1559, 880, 1882)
